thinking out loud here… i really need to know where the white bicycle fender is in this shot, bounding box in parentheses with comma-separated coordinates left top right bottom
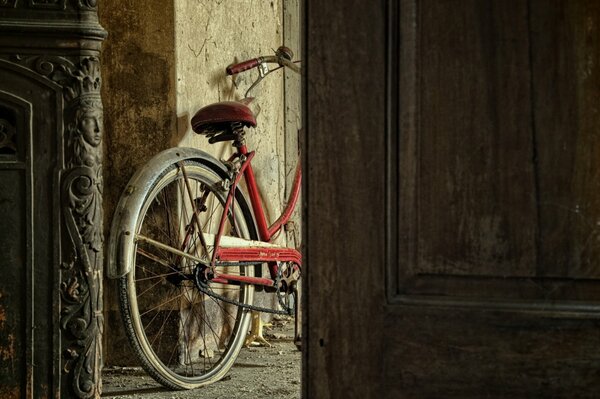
(106, 147, 229, 279)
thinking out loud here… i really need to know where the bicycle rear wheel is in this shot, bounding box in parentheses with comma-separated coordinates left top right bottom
(117, 160, 257, 390)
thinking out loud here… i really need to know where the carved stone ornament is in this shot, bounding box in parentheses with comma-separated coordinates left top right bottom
(0, 53, 104, 397)
(11, 55, 105, 398)
(59, 56, 104, 399)
(0, 0, 105, 393)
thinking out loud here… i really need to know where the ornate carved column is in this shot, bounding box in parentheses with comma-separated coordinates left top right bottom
(0, 2, 105, 398)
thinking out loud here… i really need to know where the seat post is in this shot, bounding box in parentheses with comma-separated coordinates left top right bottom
(232, 121, 246, 147)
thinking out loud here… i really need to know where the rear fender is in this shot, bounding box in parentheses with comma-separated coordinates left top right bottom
(106, 147, 241, 278)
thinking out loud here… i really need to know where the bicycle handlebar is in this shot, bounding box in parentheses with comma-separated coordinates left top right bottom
(226, 58, 261, 75)
(226, 46, 300, 75)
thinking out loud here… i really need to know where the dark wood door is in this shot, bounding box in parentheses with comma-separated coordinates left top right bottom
(305, 1, 600, 397)
(0, 62, 62, 399)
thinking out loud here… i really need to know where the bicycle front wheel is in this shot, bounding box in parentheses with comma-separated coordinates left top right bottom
(117, 160, 257, 390)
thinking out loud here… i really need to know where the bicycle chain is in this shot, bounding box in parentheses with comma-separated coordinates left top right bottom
(195, 266, 294, 316)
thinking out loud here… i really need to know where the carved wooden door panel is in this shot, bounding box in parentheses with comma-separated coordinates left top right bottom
(0, 86, 35, 399)
(306, 0, 600, 397)
(0, 63, 64, 399)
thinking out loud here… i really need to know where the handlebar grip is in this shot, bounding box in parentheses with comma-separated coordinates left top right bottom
(226, 58, 260, 75)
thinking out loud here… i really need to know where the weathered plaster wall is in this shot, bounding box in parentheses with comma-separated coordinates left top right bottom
(283, 0, 302, 249)
(174, 0, 287, 239)
(100, 3, 177, 217)
(99, 1, 177, 365)
(174, 0, 302, 322)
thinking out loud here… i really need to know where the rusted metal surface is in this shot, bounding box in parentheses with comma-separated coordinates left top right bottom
(0, 289, 20, 399)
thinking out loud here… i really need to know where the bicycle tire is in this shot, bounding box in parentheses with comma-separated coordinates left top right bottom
(117, 159, 258, 390)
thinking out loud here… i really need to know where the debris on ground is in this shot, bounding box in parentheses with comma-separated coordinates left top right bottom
(102, 319, 300, 399)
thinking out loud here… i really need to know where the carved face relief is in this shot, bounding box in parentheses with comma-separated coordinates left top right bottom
(79, 109, 102, 147)
(71, 98, 103, 150)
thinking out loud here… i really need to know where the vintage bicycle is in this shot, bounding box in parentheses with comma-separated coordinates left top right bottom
(106, 46, 302, 390)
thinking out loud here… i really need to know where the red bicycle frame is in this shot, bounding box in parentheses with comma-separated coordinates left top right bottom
(206, 143, 302, 289)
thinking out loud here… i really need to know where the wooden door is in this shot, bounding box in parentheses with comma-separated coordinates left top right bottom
(305, 1, 600, 397)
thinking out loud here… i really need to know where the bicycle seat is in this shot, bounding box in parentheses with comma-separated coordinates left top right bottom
(191, 101, 257, 134)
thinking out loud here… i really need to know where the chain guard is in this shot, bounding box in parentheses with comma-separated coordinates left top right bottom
(194, 263, 295, 316)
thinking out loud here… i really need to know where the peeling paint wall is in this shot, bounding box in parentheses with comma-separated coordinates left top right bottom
(174, 0, 288, 245)
(99, 1, 177, 365)
(174, 0, 301, 322)
(100, 2, 177, 221)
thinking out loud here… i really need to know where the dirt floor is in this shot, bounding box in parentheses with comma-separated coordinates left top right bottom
(101, 317, 301, 399)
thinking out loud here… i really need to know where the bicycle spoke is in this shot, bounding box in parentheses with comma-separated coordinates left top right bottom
(121, 161, 256, 388)
(140, 293, 184, 317)
(136, 247, 173, 270)
(180, 311, 194, 375)
(189, 290, 219, 370)
(149, 297, 177, 347)
(197, 293, 221, 365)
(179, 162, 211, 257)
(135, 270, 181, 283)
(148, 187, 179, 253)
(138, 276, 168, 298)
(194, 296, 224, 352)
(206, 286, 240, 322)
(137, 234, 204, 264)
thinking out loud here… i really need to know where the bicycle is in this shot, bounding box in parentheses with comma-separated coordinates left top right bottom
(106, 46, 302, 390)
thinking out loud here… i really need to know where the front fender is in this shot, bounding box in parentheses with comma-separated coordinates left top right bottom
(106, 147, 228, 279)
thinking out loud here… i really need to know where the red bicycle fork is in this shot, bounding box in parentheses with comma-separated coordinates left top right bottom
(208, 144, 302, 289)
